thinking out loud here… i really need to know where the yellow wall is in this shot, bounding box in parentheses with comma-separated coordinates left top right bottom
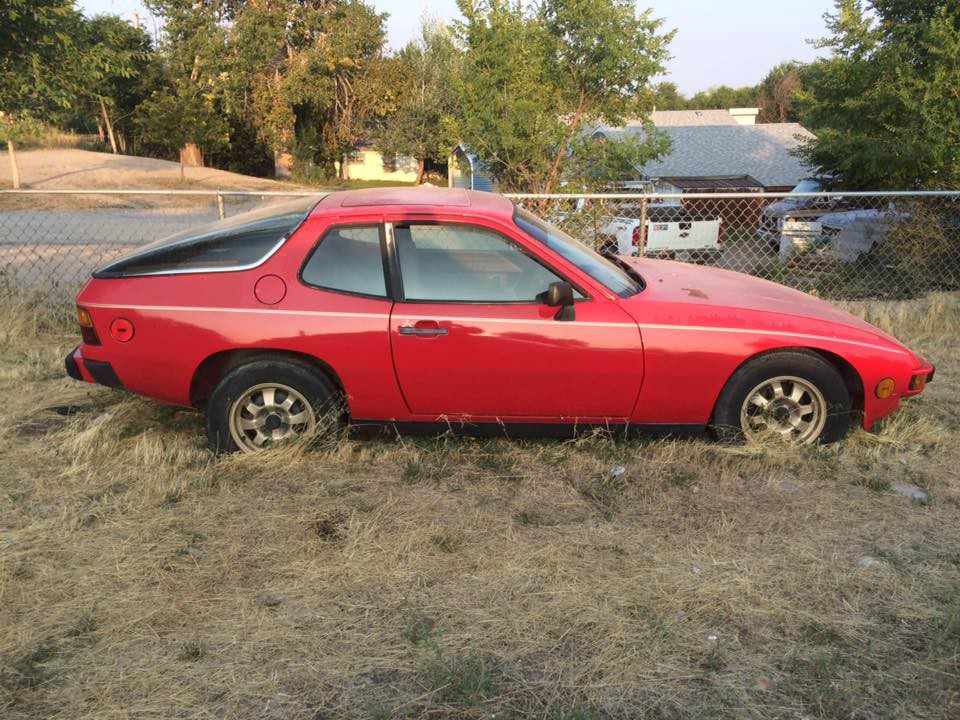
(340, 150, 419, 182)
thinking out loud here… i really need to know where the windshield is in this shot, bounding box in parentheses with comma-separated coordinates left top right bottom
(513, 207, 642, 298)
(94, 195, 321, 278)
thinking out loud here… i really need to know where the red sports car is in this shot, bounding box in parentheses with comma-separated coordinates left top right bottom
(67, 187, 933, 452)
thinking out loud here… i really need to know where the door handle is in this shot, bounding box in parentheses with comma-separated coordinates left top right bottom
(398, 320, 448, 337)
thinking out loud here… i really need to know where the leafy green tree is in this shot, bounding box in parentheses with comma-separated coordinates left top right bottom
(796, 0, 960, 188)
(0, 0, 86, 114)
(134, 81, 230, 179)
(145, 0, 388, 177)
(756, 62, 802, 123)
(0, 0, 85, 186)
(686, 84, 759, 110)
(455, 0, 672, 192)
(79, 14, 156, 154)
(375, 21, 460, 183)
(649, 81, 687, 111)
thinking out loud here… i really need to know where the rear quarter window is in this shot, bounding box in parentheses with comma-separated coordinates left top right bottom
(94, 196, 320, 278)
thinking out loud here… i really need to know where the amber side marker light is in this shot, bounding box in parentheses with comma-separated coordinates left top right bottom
(76, 306, 100, 346)
(875, 377, 895, 399)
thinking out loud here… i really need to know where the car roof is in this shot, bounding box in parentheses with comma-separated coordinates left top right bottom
(312, 186, 515, 220)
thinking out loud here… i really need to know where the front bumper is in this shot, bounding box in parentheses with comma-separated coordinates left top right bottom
(65, 346, 125, 390)
(902, 361, 935, 397)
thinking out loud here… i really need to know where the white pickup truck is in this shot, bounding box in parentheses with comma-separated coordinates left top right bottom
(566, 200, 724, 260)
(572, 202, 723, 260)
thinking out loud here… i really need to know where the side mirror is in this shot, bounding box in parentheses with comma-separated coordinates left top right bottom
(545, 281, 575, 321)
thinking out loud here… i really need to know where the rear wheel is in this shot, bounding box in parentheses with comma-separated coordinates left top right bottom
(712, 351, 851, 444)
(206, 359, 342, 453)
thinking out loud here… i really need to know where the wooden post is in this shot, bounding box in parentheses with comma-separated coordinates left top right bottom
(99, 96, 118, 154)
(7, 139, 21, 189)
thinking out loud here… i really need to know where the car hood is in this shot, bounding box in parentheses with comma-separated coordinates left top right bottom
(617, 256, 910, 350)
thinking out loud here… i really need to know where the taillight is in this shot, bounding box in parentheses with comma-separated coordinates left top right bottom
(77, 306, 100, 346)
(631, 224, 644, 246)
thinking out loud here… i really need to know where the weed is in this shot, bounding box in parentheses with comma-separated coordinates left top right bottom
(307, 509, 348, 541)
(430, 531, 462, 554)
(421, 650, 500, 708)
(163, 488, 184, 505)
(3, 643, 56, 690)
(179, 639, 206, 662)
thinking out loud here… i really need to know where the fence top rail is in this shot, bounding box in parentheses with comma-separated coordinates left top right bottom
(1, 188, 959, 200)
(506, 191, 960, 200)
(0, 189, 320, 197)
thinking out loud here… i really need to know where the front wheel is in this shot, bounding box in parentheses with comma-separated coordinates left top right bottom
(711, 351, 852, 444)
(206, 359, 342, 453)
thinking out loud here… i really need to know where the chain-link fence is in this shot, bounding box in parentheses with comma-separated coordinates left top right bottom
(2, 189, 959, 303)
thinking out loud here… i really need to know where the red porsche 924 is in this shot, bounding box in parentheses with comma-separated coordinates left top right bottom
(66, 187, 933, 453)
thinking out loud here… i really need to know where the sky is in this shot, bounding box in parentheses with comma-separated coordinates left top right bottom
(78, 0, 837, 95)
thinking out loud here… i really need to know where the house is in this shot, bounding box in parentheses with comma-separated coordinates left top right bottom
(335, 146, 421, 183)
(445, 108, 814, 194)
(592, 109, 815, 192)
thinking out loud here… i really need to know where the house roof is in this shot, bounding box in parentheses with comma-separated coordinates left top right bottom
(658, 175, 765, 191)
(594, 123, 815, 188)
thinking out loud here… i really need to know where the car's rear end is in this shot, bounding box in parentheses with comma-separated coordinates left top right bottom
(67, 196, 321, 403)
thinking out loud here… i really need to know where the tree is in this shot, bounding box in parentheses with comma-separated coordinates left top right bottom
(375, 20, 460, 183)
(0, 0, 85, 186)
(756, 62, 803, 123)
(144, 0, 389, 177)
(649, 81, 686, 111)
(795, 0, 960, 188)
(454, 0, 673, 192)
(686, 84, 759, 110)
(79, 14, 156, 155)
(134, 81, 229, 179)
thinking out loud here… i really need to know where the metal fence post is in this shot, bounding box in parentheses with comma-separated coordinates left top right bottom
(216, 189, 225, 220)
(638, 194, 648, 256)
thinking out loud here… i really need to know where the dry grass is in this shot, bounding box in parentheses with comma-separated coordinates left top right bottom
(1, 294, 959, 719)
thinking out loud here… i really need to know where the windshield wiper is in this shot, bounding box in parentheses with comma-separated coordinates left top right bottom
(601, 252, 646, 291)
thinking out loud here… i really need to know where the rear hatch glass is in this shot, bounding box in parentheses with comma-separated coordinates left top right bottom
(94, 196, 321, 278)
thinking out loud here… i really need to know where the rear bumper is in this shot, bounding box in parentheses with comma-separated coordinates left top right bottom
(65, 348, 83, 381)
(65, 346, 125, 390)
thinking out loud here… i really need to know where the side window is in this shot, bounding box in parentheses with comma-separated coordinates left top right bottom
(395, 223, 578, 302)
(302, 225, 386, 297)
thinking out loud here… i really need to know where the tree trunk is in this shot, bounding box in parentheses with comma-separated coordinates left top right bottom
(180, 158, 185, 181)
(117, 132, 127, 154)
(95, 118, 105, 143)
(274, 149, 293, 178)
(415, 157, 425, 185)
(99, 96, 118, 154)
(7, 140, 21, 189)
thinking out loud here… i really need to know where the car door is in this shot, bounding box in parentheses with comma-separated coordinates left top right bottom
(387, 218, 644, 419)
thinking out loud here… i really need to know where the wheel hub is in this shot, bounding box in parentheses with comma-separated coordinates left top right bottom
(227, 383, 316, 453)
(739, 375, 828, 444)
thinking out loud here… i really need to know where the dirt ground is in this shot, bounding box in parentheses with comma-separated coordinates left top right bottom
(0, 294, 958, 719)
(0, 149, 312, 214)
(0, 148, 294, 192)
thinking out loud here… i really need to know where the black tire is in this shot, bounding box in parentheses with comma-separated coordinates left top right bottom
(711, 350, 852, 444)
(205, 358, 342, 453)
